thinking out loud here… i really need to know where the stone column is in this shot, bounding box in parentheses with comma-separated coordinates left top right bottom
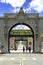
(34, 17, 41, 53)
(1, 15, 8, 53)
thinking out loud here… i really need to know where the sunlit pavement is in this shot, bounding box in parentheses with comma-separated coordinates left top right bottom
(0, 53, 43, 65)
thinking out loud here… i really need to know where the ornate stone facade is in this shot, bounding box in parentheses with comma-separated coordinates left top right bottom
(0, 8, 43, 53)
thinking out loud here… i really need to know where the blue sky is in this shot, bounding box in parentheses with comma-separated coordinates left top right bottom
(0, 0, 43, 16)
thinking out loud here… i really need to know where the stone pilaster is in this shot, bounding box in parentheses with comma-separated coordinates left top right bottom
(4, 15, 8, 41)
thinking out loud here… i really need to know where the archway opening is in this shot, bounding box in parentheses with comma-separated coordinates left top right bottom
(8, 23, 34, 53)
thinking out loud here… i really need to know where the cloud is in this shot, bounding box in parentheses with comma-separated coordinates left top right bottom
(29, 0, 43, 13)
(0, 0, 26, 7)
(13, 8, 20, 13)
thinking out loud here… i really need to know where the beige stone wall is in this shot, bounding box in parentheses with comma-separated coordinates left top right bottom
(10, 37, 15, 50)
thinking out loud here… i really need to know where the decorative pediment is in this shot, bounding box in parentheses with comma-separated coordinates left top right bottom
(17, 8, 25, 20)
(19, 7, 24, 14)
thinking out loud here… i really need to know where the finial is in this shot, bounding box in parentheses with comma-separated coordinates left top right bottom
(19, 7, 24, 14)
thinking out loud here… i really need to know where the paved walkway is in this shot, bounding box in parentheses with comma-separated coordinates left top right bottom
(0, 53, 43, 65)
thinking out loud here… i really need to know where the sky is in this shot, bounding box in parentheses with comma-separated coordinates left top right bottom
(0, 0, 43, 16)
(12, 25, 30, 30)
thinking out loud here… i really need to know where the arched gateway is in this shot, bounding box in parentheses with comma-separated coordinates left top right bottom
(0, 8, 43, 53)
(8, 23, 34, 53)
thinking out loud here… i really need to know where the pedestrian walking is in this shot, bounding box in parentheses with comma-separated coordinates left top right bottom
(26, 45, 28, 52)
(28, 47, 31, 53)
(23, 46, 25, 52)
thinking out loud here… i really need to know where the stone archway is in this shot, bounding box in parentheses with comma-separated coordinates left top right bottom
(8, 23, 34, 53)
(0, 8, 42, 53)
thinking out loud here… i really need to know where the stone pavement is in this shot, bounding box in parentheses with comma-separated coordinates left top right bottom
(0, 53, 43, 65)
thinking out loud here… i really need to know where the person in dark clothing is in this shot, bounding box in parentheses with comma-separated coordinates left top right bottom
(23, 46, 25, 52)
(28, 47, 31, 53)
(15, 46, 17, 51)
(26, 45, 28, 52)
